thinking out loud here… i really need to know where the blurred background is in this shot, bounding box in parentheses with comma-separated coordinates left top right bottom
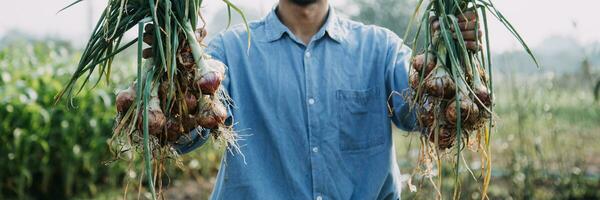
(1, 0, 599, 199)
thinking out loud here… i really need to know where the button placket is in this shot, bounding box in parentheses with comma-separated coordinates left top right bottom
(304, 47, 321, 200)
(303, 47, 322, 200)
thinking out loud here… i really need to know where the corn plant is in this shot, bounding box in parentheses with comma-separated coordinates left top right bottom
(0, 38, 130, 199)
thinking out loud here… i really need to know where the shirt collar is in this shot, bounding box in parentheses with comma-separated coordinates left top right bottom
(263, 5, 344, 43)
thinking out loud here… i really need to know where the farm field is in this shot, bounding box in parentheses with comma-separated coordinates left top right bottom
(2, 0, 600, 199)
(1, 37, 598, 199)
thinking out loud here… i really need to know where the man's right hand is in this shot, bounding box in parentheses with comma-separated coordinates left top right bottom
(141, 24, 207, 59)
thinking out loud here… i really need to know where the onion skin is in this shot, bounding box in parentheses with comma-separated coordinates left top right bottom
(428, 127, 456, 150)
(176, 43, 197, 73)
(419, 112, 435, 128)
(185, 92, 198, 114)
(182, 114, 198, 132)
(424, 67, 456, 98)
(469, 58, 492, 108)
(418, 98, 436, 127)
(147, 111, 166, 136)
(116, 86, 136, 113)
(412, 53, 437, 76)
(445, 95, 480, 126)
(473, 85, 492, 108)
(196, 97, 228, 128)
(157, 81, 169, 108)
(409, 69, 421, 90)
(197, 72, 223, 95)
(165, 118, 183, 142)
(196, 59, 226, 95)
(177, 51, 195, 71)
(137, 96, 166, 136)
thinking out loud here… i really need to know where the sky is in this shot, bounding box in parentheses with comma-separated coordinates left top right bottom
(0, 0, 599, 53)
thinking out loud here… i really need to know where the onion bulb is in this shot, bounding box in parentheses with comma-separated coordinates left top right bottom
(424, 67, 456, 98)
(185, 92, 198, 114)
(176, 43, 195, 70)
(165, 118, 183, 142)
(177, 51, 195, 70)
(195, 59, 226, 95)
(445, 94, 480, 126)
(182, 114, 198, 132)
(116, 85, 136, 113)
(418, 98, 436, 127)
(409, 69, 421, 90)
(412, 53, 437, 76)
(138, 94, 166, 136)
(196, 96, 228, 128)
(428, 127, 456, 150)
(470, 61, 492, 108)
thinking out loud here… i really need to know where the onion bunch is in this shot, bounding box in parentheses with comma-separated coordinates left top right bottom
(405, 0, 538, 198)
(55, 0, 248, 198)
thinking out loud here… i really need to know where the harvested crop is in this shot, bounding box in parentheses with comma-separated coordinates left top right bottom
(196, 59, 226, 95)
(141, 91, 166, 136)
(427, 127, 456, 150)
(55, 0, 249, 198)
(424, 66, 455, 98)
(404, 0, 539, 198)
(115, 85, 136, 113)
(412, 53, 437, 75)
(196, 95, 228, 129)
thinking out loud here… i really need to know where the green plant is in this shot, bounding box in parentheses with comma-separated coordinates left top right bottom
(55, 1, 250, 198)
(405, 0, 539, 199)
(0, 38, 131, 199)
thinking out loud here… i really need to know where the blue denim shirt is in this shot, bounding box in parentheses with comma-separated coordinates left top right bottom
(176, 6, 417, 200)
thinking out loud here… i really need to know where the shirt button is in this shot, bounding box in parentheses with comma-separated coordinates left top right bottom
(316, 196, 323, 200)
(305, 51, 311, 58)
(312, 147, 319, 153)
(308, 98, 315, 105)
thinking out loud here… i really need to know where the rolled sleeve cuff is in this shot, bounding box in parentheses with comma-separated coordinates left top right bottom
(174, 127, 211, 154)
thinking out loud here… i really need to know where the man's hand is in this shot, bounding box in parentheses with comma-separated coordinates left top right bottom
(141, 24, 207, 59)
(431, 11, 482, 52)
(412, 11, 482, 72)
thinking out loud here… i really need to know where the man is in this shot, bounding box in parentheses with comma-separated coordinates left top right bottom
(160, 0, 480, 199)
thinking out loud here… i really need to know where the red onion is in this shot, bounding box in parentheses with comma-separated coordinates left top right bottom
(412, 53, 437, 76)
(182, 114, 198, 132)
(196, 96, 228, 128)
(137, 95, 166, 136)
(185, 92, 198, 114)
(165, 118, 183, 142)
(409, 69, 421, 90)
(428, 127, 456, 150)
(445, 94, 480, 126)
(424, 67, 456, 98)
(116, 85, 136, 113)
(195, 59, 226, 95)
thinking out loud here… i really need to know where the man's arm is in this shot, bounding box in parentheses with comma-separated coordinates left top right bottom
(384, 32, 418, 131)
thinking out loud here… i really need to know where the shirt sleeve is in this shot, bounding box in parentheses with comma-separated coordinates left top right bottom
(208, 33, 230, 90)
(384, 31, 418, 132)
(174, 34, 230, 154)
(174, 127, 211, 154)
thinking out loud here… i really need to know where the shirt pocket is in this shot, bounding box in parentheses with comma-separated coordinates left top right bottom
(336, 88, 384, 151)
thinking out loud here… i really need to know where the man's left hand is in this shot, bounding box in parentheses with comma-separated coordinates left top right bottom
(431, 11, 482, 52)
